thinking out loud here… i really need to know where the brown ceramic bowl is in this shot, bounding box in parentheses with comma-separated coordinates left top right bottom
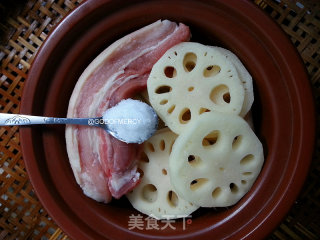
(20, 0, 315, 239)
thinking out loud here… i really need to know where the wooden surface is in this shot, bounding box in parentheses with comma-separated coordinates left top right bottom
(0, 0, 319, 239)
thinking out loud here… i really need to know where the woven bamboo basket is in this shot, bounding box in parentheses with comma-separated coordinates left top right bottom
(0, 0, 319, 239)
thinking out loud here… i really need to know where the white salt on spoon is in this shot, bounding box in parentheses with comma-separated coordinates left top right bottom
(102, 99, 158, 144)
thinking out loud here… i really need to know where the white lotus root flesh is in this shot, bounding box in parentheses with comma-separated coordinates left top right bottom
(127, 128, 199, 219)
(147, 42, 245, 134)
(169, 112, 264, 208)
(213, 47, 254, 117)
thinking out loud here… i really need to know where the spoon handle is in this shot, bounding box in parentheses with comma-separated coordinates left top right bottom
(0, 113, 101, 127)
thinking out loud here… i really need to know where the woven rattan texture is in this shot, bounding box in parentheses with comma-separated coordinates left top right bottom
(0, 0, 319, 239)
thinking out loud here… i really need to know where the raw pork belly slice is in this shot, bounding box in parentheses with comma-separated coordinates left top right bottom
(66, 20, 190, 202)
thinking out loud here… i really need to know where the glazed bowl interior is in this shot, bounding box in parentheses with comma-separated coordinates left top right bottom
(20, 0, 315, 239)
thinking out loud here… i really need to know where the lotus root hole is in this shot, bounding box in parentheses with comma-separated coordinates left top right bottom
(223, 92, 231, 103)
(242, 172, 252, 176)
(167, 190, 179, 207)
(190, 178, 209, 191)
(146, 142, 155, 152)
(188, 155, 202, 166)
(164, 66, 177, 78)
(203, 65, 221, 77)
(142, 184, 158, 203)
(162, 169, 167, 175)
(155, 85, 172, 94)
(210, 84, 230, 105)
(159, 139, 165, 151)
(179, 108, 191, 124)
(202, 130, 220, 147)
(183, 52, 197, 72)
(137, 168, 144, 178)
(232, 135, 242, 149)
(199, 107, 211, 115)
(240, 154, 254, 165)
(160, 99, 168, 105)
(229, 183, 239, 193)
(188, 86, 194, 92)
(167, 105, 176, 114)
(241, 180, 247, 184)
(140, 151, 149, 162)
(212, 187, 222, 198)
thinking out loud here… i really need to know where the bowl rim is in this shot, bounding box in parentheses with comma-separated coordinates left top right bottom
(20, 0, 316, 239)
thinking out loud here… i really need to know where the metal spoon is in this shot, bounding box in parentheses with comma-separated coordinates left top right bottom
(0, 100, 158, 144)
